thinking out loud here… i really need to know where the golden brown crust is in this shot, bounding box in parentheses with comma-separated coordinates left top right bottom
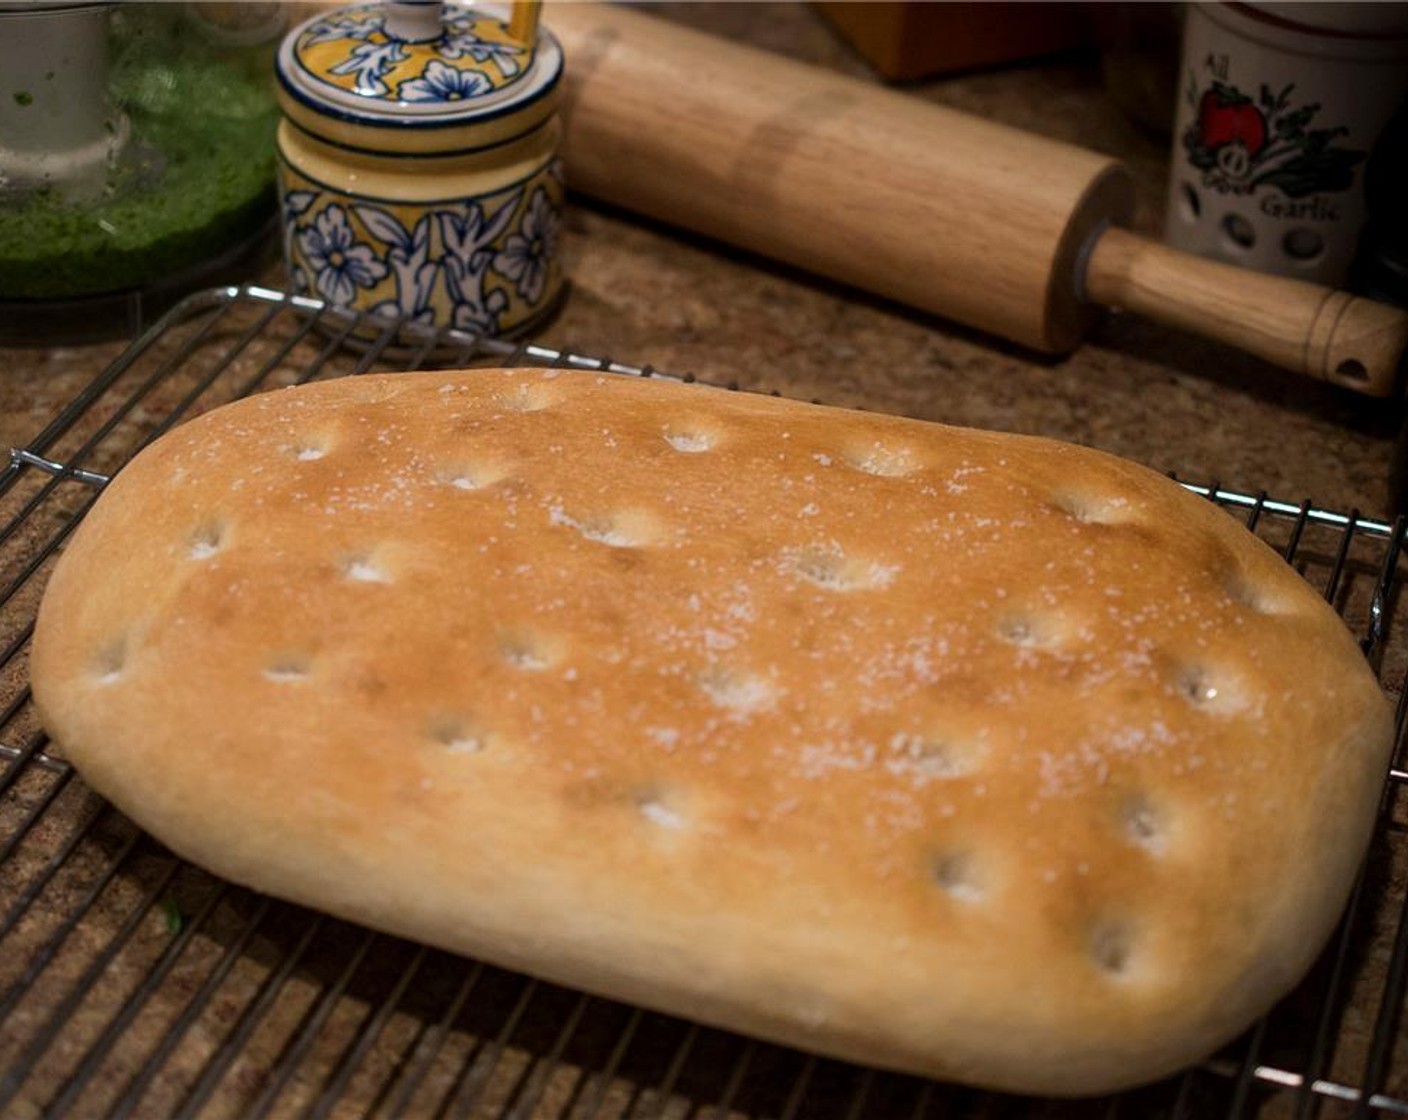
(30, 369, 1393, 1095)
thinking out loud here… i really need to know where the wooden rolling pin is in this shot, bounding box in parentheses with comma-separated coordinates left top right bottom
(549, 4, 1408, 398)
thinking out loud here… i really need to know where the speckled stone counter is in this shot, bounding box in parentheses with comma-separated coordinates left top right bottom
(1, 2, 1401, 517)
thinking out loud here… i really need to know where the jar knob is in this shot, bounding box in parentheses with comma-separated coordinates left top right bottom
(381, 0, 444, 43)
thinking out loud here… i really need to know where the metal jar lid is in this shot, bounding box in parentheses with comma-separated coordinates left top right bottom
(276, 0, 563, 156)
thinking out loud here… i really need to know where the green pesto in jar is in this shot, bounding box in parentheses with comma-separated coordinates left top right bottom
(0, 7, 278, 300)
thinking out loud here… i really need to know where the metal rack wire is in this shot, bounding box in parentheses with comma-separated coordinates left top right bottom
(3, 284, 1408, 1118)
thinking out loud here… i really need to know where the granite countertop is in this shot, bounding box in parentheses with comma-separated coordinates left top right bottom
(1, 2, 1402, 518)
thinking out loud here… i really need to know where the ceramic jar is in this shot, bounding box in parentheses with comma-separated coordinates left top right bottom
(274, 1, 565, 336)
(1166, 3, 1408, 288)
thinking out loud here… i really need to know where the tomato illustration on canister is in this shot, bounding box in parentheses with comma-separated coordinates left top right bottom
(1165, 3, 1408, 286)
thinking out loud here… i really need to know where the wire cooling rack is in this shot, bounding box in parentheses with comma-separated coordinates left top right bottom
(3, 284, 1408, 1119)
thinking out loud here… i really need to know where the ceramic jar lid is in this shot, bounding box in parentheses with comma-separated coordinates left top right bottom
(1248, 4, 1408, 37)
(276, 1, 563, 154)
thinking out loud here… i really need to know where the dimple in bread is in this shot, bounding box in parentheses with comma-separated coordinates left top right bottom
(30, 369, 1393, 1096)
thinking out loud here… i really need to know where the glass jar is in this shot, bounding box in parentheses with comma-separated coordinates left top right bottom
(274, 0, 565, 338)
(0, 2, 282, 339)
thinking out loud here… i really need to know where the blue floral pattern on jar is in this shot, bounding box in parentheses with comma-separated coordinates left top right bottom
(297, 206, 389, 305)
(278, 155, 565, 337)
(398, 60, 492, 104)
(293, 7, 531, 105)
(493, 187, 559, 304)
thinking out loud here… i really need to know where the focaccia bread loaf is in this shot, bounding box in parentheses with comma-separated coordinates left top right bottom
(30, 369, 1392, 1096)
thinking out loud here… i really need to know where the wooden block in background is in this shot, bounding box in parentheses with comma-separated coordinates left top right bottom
(813, 2, 1092, 81)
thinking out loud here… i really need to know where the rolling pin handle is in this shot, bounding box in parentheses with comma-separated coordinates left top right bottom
(1085, 227, 1408, 399)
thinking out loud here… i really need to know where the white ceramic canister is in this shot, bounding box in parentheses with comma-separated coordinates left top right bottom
(1166, 3, 1408, 287)
(275, 1, 564, 336)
